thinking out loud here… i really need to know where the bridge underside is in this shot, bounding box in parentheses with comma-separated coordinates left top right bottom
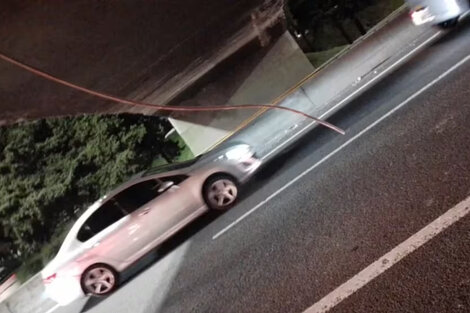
(0, 0, 313, 154)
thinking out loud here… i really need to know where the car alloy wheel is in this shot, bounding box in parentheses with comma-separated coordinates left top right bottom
(81, 264, 117, 296)
(204, 175, 238, 210)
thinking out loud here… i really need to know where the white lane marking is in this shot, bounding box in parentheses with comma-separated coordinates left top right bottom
(212, 53, 470, 240)
(45, 304, 60, 313)
(461, 10, 470, 19)
(303, 195, 470, 313)
(261, 31, 442, 162)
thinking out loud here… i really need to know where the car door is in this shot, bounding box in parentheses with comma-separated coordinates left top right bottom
(139, 174, 203, 241)
(110, 179, 165, 259)
(76, 198, 151, 264)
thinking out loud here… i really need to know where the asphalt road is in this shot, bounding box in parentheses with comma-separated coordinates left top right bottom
(54, 19, 470, 313)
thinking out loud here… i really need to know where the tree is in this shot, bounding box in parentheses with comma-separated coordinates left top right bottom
(285, 0, 378, 52)
(0, 114, 180, 260)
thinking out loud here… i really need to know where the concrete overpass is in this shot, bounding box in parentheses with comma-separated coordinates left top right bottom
(0, 0, 314, 154)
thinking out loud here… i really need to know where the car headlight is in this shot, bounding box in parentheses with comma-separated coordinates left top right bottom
(224, 145, 254, 161)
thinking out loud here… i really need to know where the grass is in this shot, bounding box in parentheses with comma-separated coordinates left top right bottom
(170, 132, 194, 162)
(306, 45, 349, 68)
(151, 131, 195, 167)
(150, 156, 168, 167)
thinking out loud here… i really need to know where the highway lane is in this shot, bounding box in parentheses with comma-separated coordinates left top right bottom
(329, 211, 470, 313)
(54, 20, 470, 313)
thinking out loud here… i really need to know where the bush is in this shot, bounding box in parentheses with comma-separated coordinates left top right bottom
(0, 114, 180, 266)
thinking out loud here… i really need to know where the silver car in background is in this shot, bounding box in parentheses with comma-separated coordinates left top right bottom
(407, 0, 469, 27)
(41, 143, 261, 305)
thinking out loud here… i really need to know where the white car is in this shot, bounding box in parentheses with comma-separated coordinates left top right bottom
(41, 144, 261, 306)
(407, 0, 469, 27)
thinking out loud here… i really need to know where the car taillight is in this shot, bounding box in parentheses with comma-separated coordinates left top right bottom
(43, 273, 57, 284)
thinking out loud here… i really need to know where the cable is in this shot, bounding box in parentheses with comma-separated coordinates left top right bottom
(0, 52, 345, 135)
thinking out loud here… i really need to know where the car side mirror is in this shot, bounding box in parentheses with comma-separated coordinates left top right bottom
(158, 181, 174, 193)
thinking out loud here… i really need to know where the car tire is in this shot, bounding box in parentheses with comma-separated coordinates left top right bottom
(203, 174, 239, 211)
(80, 264, 118, 297)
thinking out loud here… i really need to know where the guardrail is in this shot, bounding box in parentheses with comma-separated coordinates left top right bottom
(299, 7, 436, 118)
(227, 6, 440, 160)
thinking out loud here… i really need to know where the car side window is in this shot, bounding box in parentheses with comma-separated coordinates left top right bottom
(160, 175, 188, 185)
(77, 201, 125, 242)
(113, 179, 161, 214)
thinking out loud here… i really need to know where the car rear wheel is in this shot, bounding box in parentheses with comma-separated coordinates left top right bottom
(81, 264, 118, 297)
(203, 174, 239, 211)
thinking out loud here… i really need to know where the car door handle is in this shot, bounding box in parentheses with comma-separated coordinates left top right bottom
(139, 208, 150, 216)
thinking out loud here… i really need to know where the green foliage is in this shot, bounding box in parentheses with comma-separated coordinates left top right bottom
(286, 0, 404, 52)
(15, 253, 43, 283)
(15, 221, 73, 282)
(0, 114, 180, 264)
(168, 132, 195, 162)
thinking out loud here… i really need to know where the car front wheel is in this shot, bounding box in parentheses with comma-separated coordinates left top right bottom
(203, 174, 239, 211)
(81, 264, 118, 297)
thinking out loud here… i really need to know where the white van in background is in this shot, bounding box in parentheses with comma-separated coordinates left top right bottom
(406, 0, 469, 27)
